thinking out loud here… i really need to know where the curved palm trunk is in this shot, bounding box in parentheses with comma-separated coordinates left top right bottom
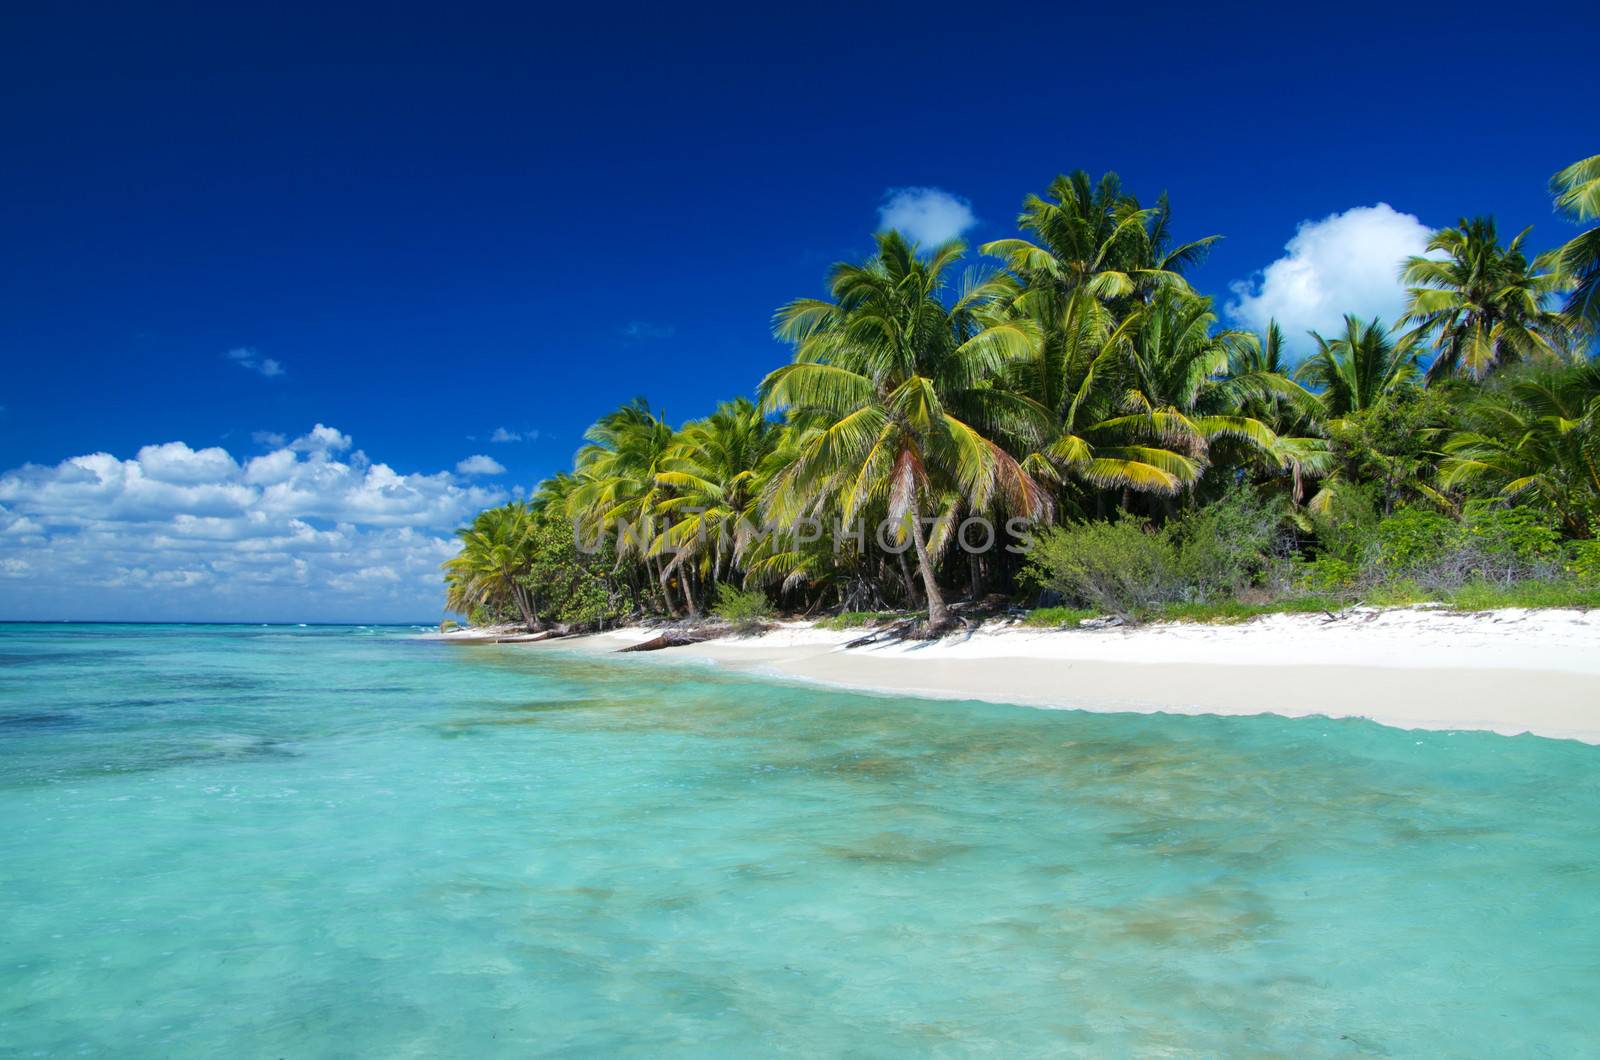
(653, 557, 679, 617)
(907, 512, 948, 629)
(680, 565, 700, 617)
(510, 580, 538, 632)
(896, 552, 920, 606)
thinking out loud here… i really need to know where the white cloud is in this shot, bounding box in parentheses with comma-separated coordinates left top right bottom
(878, 187, 977, 248)
(489, 427, 521, 443)
(0, 425, 505, 621)
(1226, 203, 1435, 358)
(136, 442, 241, 485)
(226, 347, 286, 378)
(252, 430, 287, 447)
(455, 454, 506, 476)
(290, 423, 352, 454)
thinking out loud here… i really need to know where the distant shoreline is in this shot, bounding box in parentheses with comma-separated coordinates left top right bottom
(464, 607, 1600, 744)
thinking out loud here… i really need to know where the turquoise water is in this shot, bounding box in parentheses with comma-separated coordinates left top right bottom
(2, 625, 1597, 1056)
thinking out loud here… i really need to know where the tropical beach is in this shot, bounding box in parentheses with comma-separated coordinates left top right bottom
(525, 606, 1600, 743)
(5, 4, 1600, 1055)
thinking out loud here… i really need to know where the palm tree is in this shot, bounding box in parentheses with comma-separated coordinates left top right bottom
(442, 502, 539, 629)
(981, 170, 1218, 309)
(1441, 361, 1600, 537)
(1297, 316, 1420, 416)
(565, 399, 685, 612)
(1003, 291, 1208, 504)
(1551, 153, 1600, 330)
(1066, 291, 1283, 504)
(1400, 217, 1565, 381)
(759, 231, 1049, 628)
(651, 397, 781, 592)
(982, 176, 1232, 509)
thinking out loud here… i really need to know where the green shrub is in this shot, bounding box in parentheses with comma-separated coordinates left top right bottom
(1171, 487, 1289, 598)
(1568, 540, 1600, 585)
(1304, 483, 1381, 563)
(1460, 503, 1562, 568)
(1297, 556, 1359, 592)
(1024, 519, 1180, 620)
(1372, 508, 1458, 573)
(1025, 490, 1288, 621)
(712, 585, 774, 627)
(1326, 503, 1566, 590)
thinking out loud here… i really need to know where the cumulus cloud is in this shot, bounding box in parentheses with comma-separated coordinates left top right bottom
(1226, 203, 1435, 358)
(226, 347, 285, 378)
(290, 424, 352, 453)
(0, 424, 505, 621)
(252, 430, 287, 448)
(488, 427, 539, 443)
(878, 187, 977, 248)
(455, 454, 506, 476)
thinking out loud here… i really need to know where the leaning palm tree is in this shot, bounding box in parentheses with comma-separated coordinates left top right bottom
(1297, 316, 1420, 416)
(759, 231, 1049, 628)
(1550, 153, 1600, 330)
(442, 502, 539, 629)
(1399, 217, 1565, 381)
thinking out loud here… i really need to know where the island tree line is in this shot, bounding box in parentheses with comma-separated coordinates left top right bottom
(445, 155, 1600, 631)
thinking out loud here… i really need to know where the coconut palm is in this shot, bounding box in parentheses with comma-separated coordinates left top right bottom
(759, 231, 1049, 628)
(1006, 291, 1207, 504)
(565, 399, 686, 612)
(1400, 217, 1565, 381)
(1441, 361, 1600, 537)
(981, 170, 1218, 309)
(982, 177, 1232, 509)
(651, 397, 781, 592)
(1297, 316, 1420, 416)
(1115, 292, 1286, 468)
(442, 502, 539, 629)
(1550, 153, 1600, 330)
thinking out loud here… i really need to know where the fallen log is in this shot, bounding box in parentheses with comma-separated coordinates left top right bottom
(616, 629, 725, 653)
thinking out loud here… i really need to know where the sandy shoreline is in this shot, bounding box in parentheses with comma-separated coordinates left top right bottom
(455, 608, 1600, 744)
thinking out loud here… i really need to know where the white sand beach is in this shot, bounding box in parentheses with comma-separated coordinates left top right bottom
(521, 607, 1600, 744)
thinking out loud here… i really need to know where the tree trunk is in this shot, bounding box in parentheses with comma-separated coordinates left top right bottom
(907, 512, 948, 628)
(896, 551, 920, 606)
(510, 582, 538, 632)
(651, 556, 677, 617)
(680, 563, 700, 617)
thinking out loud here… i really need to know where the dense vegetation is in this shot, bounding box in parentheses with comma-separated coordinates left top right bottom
(445, 155, 1600, 631)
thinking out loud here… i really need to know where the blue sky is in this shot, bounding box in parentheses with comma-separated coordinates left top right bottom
(1, 2, 1595, 621)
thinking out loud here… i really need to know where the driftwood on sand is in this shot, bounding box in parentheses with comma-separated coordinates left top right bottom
(443, 627, 570, 645)
(616, 629, 728, 653)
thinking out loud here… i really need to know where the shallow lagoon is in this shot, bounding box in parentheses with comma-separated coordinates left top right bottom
(2, 623, 1596, 1055)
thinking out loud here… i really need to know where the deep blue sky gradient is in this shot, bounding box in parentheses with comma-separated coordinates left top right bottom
(4, 1, 1596, 485)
